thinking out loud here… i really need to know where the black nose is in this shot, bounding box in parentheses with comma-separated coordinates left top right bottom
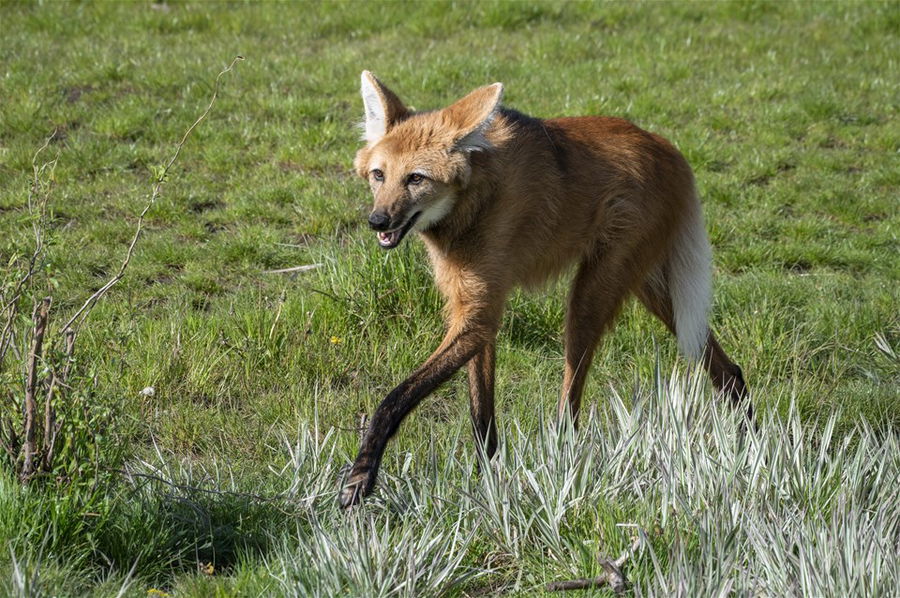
(368, 211, 391, 231)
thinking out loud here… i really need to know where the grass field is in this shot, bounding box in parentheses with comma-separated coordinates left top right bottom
(1, 1, 898, 596)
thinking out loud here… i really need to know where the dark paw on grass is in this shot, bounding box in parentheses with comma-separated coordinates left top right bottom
(339, 468, 374, 509)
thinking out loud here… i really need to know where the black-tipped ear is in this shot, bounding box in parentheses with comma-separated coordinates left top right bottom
(360, 71, 409, 144)
(442, 82, 503, 151)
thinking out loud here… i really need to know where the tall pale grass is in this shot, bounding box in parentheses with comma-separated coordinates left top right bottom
(264, 367, 898, 596)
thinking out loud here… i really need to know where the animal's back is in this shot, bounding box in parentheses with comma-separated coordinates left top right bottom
(478, 112, 698, 289)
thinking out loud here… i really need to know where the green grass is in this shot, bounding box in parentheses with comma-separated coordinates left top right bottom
(0, 1, 898, 595)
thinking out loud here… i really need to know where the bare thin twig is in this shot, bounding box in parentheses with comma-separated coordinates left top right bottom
(60, 56, 244, 335)
(1, 415, 19, 462)
(0, 133, 57, 374)
(546, 536, 642, 593)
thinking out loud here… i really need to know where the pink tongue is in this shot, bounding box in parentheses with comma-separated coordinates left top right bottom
(378, 231, 398, 246)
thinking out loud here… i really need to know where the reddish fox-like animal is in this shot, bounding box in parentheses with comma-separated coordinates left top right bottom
(340, 71, 749, 508)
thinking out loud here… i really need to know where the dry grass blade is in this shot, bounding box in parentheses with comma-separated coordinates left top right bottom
(262, 263, 322, 274)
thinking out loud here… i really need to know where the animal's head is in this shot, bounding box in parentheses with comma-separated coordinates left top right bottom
(354, 71, 503, 249)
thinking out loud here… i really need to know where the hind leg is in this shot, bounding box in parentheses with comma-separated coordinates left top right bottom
(635, 276, 751, 417)
(701, 334, 750, 416)
(559, 254, 641, 425)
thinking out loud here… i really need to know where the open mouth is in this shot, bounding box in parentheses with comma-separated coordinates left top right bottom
(376, 212, 421, 249)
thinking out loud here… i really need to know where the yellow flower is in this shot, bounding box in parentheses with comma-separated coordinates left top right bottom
(200, 561, 215, 575)
(148, 590, 171, 597)
(330, 336, 343, 345)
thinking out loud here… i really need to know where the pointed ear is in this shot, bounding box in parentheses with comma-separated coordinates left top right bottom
(360, 71, 409, 144)
(442, 82, 504, 152)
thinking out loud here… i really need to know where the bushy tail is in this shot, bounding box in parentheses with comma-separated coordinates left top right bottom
(668, 196, 712, 361)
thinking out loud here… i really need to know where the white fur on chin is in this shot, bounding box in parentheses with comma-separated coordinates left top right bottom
(413, 193, 456, 232)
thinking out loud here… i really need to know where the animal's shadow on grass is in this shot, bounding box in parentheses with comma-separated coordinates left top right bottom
(92, 471, 292, 584)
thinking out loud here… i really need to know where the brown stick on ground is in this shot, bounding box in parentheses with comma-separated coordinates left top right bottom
(546, 537, 642, 593)
(42, 328, 74, 472)
(22, 297, 51, 481)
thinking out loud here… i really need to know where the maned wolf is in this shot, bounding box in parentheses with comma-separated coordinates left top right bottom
(340, 71, 750, 508)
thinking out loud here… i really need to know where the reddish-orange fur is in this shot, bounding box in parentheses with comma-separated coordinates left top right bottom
(340, 72, 749, 508)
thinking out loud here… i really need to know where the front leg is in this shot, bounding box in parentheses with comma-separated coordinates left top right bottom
(467, 342, 497, 460)
(340, 320, 498, 508)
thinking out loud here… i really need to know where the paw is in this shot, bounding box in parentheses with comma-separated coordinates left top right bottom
(338, 468, 373, 509)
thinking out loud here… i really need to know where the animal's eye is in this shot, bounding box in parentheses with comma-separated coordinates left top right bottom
(371, 169, 384, 182)
(407, 173, 425, 185)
